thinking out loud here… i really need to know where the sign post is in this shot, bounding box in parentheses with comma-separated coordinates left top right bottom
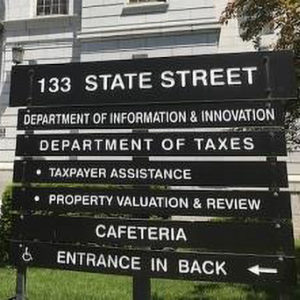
(280, 291, 291, 300)
(132, 127, 151, 300)
(8, 52, 297, 299)
(15, 265, 26, 300)
(133, 276, 151, 300)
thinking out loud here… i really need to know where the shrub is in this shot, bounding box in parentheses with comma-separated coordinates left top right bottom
(0, 183, 167, 266)
(0, 185, 13, 266)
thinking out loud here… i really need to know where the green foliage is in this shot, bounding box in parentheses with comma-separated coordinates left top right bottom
(0, 185, 13, 266)
(221, 0, 300, 52)
(221, 0, 300, 148)
(0, 265, 299, 300)
(0, 183, 164, 266)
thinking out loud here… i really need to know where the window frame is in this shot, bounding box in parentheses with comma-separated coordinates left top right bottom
(123, 0, 169, 15)
(127, 0, 167, 4)
(35, 0, 72, 17)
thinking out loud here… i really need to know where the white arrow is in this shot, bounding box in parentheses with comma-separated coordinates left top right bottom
(248, 265, 278, 276)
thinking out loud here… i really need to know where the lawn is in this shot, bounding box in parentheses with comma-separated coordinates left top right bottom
(0, 240, 299, 300)
(0, 268, 284, 300)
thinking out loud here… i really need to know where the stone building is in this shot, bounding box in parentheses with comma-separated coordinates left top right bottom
(0, 0, 299, 234)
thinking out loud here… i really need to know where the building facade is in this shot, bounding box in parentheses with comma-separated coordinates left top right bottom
(0, 0, 300, 234)
(0, 0, 254, 171)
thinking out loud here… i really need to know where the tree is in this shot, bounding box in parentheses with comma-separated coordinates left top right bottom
(221, 0, 300, 148)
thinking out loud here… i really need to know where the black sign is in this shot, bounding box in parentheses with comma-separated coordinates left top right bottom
(12, 187, 292, 219)
(17, 102, 285, 130)
(10, 51, 296, 107)
(12, 216, 294, 253)
(13, 160, 288, 187)
(11, 241, 297, 286)
(15, 131, 286, 157)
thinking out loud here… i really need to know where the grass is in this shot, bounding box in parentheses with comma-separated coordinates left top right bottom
(0, 268, 280, 300)
(0, 240, 299, 300)
(0, 269, 195, 300)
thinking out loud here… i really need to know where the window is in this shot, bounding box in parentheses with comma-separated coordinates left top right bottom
(123, 0, 168, 15)
(128, 0, 166, 4)
(37, 0, 68, 16)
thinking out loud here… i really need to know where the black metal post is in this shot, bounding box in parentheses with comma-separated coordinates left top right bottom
(278, 287, 291, 300)
(15, 265, 26, 300)
(267, 153, 291, 300)
(15, 159, 29, 300)
(133, 276, 151, 300)
(14, 68, 35, 298)
(279, 293, 290, 300)
(132, 128, 151, 300)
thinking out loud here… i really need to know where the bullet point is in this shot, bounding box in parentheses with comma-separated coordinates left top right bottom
(36, 169, 41, 175)
(34, 196, 40, 202)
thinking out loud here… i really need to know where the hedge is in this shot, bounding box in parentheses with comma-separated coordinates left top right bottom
(0, 183, 155, 265)
(0, 185, 13, 266)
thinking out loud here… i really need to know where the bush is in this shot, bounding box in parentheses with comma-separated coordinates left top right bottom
(0, 185, 13, 266)
(0, 183, 167, 266)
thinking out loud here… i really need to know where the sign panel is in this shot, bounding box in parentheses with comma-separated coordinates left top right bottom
(13, 160, 288, 187)
(10, 51, 296, 107)
(15, 131, 287, 157)
(12, 187, 292, 219)
(11, 241, 297, 286)
(17, 102, 285, 130)
(12, 216, 294, 253)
